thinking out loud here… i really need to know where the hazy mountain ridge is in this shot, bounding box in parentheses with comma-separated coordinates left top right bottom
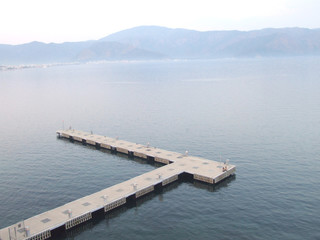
(1, 26, 320, 64)
(101, 26, 320, 58)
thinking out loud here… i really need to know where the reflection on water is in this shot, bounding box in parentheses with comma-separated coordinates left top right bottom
(62, 174, 236, 240)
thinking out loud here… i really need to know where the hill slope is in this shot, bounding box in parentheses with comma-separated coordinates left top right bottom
(0, 40, 164, 65)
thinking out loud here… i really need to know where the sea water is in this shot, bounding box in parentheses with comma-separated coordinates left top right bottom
(0, 57, 319, 240)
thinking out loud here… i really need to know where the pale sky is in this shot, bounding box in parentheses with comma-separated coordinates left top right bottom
(1, 0, 319, 45)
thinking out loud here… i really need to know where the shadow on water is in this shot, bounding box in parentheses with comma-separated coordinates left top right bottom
(190, 174, 236, 192)
(54, 181, 182, 239)
(53, 136, 236, 239)
(56, 176, 236, 239)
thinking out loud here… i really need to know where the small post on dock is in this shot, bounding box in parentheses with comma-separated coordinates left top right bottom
(225, 159, 229, 170)
(103, 195, 108, 203)
(67, 209, 72, 218)
(132, 183, 138, 190)
(25, 226, 30, 237)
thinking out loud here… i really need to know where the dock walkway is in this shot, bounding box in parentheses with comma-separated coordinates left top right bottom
(0, 129, 235, 240)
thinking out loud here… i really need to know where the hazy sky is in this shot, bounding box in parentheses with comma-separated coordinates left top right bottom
(1, 0, 319, 45)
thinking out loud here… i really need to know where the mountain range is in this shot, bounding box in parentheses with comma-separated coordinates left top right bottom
(1, 26, 320, 64)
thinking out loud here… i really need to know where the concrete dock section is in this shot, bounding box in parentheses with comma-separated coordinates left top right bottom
(0, 129, 235, 240)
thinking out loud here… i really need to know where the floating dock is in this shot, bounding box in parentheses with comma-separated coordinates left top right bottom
(0, 129, 235, 240)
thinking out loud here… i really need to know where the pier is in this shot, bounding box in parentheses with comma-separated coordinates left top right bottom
(0, 129, 236, 240)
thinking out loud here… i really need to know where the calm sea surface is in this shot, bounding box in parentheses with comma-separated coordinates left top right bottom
(0, 58, 319, 240)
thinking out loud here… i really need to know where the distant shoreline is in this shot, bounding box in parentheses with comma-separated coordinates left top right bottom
(2, 56, 320, 72)
(0, 62, 81, 71)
